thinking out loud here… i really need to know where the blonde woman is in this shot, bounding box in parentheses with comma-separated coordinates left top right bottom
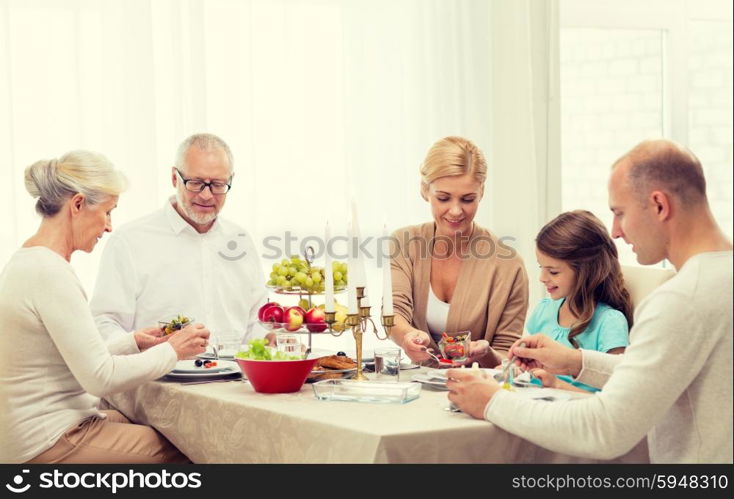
(390, 137, 529, 368)
(0, 151, 209, 463)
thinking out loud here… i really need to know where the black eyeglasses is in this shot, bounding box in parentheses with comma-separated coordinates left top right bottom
(176, 168, 232, 194)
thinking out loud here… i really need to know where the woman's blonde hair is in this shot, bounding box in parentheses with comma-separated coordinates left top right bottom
(419, 136, 487, 195)
(24, 150, 127, 217)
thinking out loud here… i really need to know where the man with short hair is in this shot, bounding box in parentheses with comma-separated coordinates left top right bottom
(448, 139, 733, 463)
(91, 133, 267, 345)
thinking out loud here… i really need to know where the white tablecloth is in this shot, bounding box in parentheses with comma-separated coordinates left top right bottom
(104, 374, 649, 464)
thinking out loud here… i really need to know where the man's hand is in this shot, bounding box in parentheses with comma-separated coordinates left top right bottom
(167, 323, 211, 360)
(133, 326, 168, 351)
(509, 334, 582, 377)
(264, 331, 277, 347)
(446, 368, 501, 419)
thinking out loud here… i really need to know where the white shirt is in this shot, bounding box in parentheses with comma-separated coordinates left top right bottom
(90, 199, 268, 343)
(426, 285, 449, 342)
(485, 251, 733, 463)
(0, 247, 177, 463)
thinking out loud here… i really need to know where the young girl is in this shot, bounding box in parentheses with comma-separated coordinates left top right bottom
(526, 210, 634, 392)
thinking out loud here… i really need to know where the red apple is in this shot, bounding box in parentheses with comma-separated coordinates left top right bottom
(261, 304, 284, 325)
(258, 302, 281, 322)
(283, 306, 305, 332)
(305, 307, 327, 332)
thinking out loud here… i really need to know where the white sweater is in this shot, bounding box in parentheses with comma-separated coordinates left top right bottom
(485, 251, 733, 463)
(0, 247, 177, 463)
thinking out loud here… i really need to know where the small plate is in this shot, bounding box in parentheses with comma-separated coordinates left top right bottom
(167, 360, 240, 378)
(310, 367, 358, 375)
(511, 387, 574, 402)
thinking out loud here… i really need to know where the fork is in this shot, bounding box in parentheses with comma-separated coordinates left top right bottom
(209, 334, 220, 360)
(419, 346, 442, 366)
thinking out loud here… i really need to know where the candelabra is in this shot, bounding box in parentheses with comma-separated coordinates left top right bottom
(324, 287, 394, 381)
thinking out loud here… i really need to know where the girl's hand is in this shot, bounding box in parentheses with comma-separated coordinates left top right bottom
(530, 368, 559, 389)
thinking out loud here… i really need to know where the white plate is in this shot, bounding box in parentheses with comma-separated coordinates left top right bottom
(511, 387, 574, 402)
(197, 352, 235, 361)
(425, 368, 500, 379)
(167, 360, 240, 378)
(411, 373, 449, 390)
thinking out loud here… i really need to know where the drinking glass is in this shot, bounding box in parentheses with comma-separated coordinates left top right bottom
(374, 347, 401, 382)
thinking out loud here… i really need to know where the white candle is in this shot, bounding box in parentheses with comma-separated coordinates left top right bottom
(382, 224, 394, 315)
(351, 199, 367, 289)
(347, 221, 358, 315)
(324, 221, 335, 312)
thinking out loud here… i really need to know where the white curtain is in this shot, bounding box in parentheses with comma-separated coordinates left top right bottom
(0, 0, 556, 351)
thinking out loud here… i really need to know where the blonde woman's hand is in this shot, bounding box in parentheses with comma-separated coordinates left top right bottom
(401, 329, 432, 363)
(449, 340, 490, 366)
(167, 323, 211, 360)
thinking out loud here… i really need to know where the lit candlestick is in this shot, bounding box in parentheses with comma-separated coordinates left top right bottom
(382, 224, 394, 315)
(324, 221, 334, 312)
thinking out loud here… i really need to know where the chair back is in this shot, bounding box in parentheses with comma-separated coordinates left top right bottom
(621, 265, 676, 308)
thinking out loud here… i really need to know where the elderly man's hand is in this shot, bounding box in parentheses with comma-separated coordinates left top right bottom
(446, 368, 501, 419)
(167, 323, 211, 360)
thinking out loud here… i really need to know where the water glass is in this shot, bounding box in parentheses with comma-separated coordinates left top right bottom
(276, 333, 301, 357)
(212, 330, 245, 358)
(374, 347, 401, 382)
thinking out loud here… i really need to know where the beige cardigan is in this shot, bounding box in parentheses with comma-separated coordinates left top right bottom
(391, 223, 529, 368)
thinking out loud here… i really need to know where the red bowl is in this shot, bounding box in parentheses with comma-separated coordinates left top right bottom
(235, 357, 319, 393)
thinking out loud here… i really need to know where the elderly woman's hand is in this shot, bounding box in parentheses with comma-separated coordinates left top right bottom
(446, 368, 501, 419)
(401, 329, 432, 363)
(167, 323, 211, 360)
(133, 326, 167, 351)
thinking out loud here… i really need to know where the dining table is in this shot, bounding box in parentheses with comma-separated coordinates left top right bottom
(103, 368, 649, 464)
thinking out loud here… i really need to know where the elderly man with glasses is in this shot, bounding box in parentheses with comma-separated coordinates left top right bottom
(91, 133, 268, 347)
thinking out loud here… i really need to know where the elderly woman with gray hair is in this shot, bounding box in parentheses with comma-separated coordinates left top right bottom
(0, 150, 210, 464)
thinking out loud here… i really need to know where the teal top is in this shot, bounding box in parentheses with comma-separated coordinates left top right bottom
(526, 298, 630, 392)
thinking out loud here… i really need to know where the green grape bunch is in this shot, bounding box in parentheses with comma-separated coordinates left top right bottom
(266, 255, 348, 293)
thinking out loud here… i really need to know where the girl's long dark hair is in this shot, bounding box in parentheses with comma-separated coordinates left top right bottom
(536, 210, 634, 348)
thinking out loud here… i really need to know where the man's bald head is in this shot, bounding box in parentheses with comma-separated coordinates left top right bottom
(612, 139, 707, 207)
